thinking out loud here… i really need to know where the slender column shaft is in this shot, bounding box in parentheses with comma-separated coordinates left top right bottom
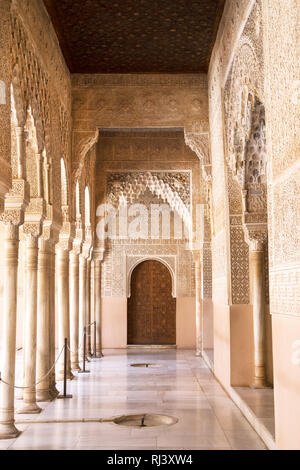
(250, 249, 267, 388)
(0, 224, 20, 438)
(70, 252, 81, 371)
(79, 256, 87, 358)
(195, 256, 203, 357)
(18, 236, 41, 414)
(86, 260, 92, 354)
(49, 248, 59, 397)
(17, 241, 26, 401)
(94, 260, 103, 357)
(56, 248, 73, 380)
(36, 240, 52, 401)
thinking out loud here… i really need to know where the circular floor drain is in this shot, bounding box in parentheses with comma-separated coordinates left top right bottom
(113, 414, 178, 428)
(130, 363, 163, 368)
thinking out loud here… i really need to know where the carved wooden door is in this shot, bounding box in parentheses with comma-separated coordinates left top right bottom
(127, 260, 176, 345)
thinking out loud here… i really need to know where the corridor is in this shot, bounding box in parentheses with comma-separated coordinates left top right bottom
(0, 350, 266, 450)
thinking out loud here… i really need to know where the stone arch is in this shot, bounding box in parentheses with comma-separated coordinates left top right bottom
(127, 256, 176, 299)
(75, 180, 81, 219)
(24, 106, 40, 198)
(60, 158, 68, 207)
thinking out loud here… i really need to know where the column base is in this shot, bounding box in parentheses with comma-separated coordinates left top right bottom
(56, 370, 75, 381)
(36, 389, 53, 402)
(71, 362, 82, 372)
(251, 378, 272, 389)
(0, 422, 21, 440)
(195, 350, 202, 357)
(96, 351, 104, 358)
(17, 402, 42, 414)
(50, 386, 60, 399)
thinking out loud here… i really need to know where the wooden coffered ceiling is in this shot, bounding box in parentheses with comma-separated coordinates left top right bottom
(43, 0, 225, 74)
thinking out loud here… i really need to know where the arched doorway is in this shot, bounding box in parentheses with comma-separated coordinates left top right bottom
(127, 260, 176, 345)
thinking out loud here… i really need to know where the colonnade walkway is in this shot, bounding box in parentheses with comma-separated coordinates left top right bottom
(0, 349, 266, 450)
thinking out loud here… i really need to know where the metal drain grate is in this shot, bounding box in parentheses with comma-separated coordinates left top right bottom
(113, 414, 178, 428)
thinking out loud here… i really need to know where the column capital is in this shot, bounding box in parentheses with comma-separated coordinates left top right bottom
(39, 216, 59, 246)
(1, 209, 24, 228)
(191, 249, 202, 264)
(24, 224, 38, 246)
(93, 248, 105, 263)
(1, 179, 29, 223)
(57, 220, 74, 252)
(243, 221, 268, 252)
(69, 250, 80, 264)
(72, 219, 83, 254)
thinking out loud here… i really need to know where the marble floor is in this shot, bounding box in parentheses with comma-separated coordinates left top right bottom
(0, 349, 267, 450)
(235, 387, 275, 438)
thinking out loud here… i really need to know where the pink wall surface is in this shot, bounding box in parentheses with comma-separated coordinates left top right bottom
(101, 296, 196, 349)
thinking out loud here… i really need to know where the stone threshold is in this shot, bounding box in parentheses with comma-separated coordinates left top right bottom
(202, 349, 276, 451)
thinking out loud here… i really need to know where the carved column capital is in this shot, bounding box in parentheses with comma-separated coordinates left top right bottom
(93, 248, 105, 263)
(191, 249, 201, 265)
(243, 222, 268, 252)
(57, 218, 74, 252)
(23, 222, 42, 243)
(184, 124, 211, 182)
(1, 209, 23, 227)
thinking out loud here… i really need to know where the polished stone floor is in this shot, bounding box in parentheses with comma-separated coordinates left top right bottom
(235, 387, 275, 438)
(0, 349, 266, 450)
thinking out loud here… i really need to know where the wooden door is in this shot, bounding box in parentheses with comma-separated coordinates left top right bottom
(127, 260, 176, 345)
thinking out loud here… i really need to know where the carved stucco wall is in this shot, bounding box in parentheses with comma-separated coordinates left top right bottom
(209, 0, 258, 305)
(262, 0, 300, 318)
(0, 0, 72, 348)
(209, 0, 299, 317)
(95, 131, 199, 298)
(71, 73, 209, 172)
(0, 0, 72, 223)
(224, 1, 267, 305)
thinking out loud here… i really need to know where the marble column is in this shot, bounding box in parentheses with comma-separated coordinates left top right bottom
(86, 259, 92, 355)
(56, 248, 73, 381)
(70, 251, 81, 371)
(36, 239, 52, 402)
(94, 259, 103, 357)
(79, 255, 87, 359)
(194, 252, 203, 357)
(0, 224, 20, 438)
(49, 248, 59, 397)
(250, 247, 268, 388)
(18, 235, 41, 414)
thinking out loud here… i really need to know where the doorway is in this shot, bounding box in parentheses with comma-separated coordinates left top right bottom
(127, 260, 176, 345)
